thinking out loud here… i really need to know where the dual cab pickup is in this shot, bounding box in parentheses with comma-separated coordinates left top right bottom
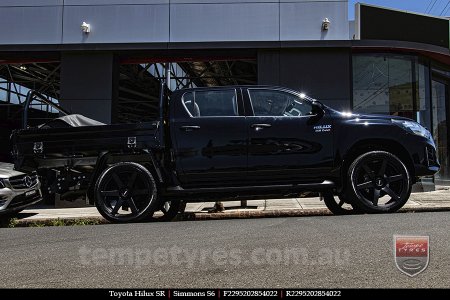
(11, 85, 439, 222)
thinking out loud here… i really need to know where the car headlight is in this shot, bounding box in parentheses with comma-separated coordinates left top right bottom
(392, 119, 431, 139)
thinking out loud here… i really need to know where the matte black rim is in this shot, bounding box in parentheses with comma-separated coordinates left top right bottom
(324, 194, 355, 213)
(97, 166, 152, 220)
(352, 155, 408, 208)
(334, 197, 353, 211)
(151, 201, 174, 219)
(161, 201, 172, 214)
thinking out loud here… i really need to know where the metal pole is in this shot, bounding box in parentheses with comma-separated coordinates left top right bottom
(165, 62, 171, 90)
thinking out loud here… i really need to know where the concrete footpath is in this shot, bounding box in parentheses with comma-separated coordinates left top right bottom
(10, 189, 450, 225)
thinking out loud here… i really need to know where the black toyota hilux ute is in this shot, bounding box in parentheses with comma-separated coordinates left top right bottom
(11, 86, 439, 222)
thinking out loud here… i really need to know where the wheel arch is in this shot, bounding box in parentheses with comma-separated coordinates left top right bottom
(94, 161, 160, 223)
(87, 150, 163, 204)
(342, 139, 415, 184)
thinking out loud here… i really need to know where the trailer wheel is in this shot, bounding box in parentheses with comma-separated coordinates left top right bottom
(148, 200, 185, 222)
(94, 162, 158, 223)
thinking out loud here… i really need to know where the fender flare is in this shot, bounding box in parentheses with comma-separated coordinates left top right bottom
(87, 150, 163, 204)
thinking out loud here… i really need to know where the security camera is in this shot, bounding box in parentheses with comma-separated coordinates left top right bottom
(322, 18, 330, 31)
(81, 22, 91, 33)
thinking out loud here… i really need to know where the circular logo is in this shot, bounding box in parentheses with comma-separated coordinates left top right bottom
(24, 176, 33, 188)
(374, 177, 385, 188)
(120, 189, 130, 199)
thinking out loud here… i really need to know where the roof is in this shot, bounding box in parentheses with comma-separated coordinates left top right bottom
(172, 85, 298, 94)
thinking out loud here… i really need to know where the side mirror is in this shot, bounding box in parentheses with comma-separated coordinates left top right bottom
(311, 101, 325, 118)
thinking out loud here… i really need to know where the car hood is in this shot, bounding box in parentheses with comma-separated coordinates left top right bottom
(356, 113, 412, 121)
(0, 163, 24, 179)
(330, 109, 413, 122)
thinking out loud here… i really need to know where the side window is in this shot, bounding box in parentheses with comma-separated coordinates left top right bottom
(182, 92, 198, 117)
(182, 90, 238, 117)
(248, 90, 313, 117)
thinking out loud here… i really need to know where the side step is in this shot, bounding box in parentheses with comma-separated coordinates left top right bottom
(166, 180, 335, 195)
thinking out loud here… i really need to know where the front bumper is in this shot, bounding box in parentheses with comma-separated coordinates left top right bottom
(0, 182, 42, 215)
(409, 139, 440, 177)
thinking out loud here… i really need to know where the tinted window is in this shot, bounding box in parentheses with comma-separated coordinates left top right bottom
(182, 92, 198, 117)
(248, 90, 313, 117)
(182, 90, 238, 117)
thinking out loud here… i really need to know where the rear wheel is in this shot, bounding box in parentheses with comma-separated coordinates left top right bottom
(323, 192, 362, 215)
(347, 151, 411, 213)
(148, 200, 185, 221)
(94, 162, 158, 223)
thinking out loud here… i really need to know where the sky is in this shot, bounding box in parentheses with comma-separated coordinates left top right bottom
(348, 0, 450, 20)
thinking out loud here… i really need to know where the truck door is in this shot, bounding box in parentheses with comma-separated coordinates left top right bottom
(172, 88, 247, 187)
(244, 88, 334, 184)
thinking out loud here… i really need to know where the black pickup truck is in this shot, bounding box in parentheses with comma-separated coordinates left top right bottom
(11, 85, 439, 222)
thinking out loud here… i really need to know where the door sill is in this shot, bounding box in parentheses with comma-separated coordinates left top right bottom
(165, 180, 334, 195)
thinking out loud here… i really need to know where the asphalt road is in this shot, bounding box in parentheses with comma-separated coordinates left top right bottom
(0, 212, 449, 288)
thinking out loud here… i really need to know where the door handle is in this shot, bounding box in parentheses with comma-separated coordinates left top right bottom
(180, 125, 201, 131)
(251, 123, 272, 129)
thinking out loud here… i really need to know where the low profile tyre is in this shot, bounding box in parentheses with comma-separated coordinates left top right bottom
(322, 191, 362, 215)
(148, 200, 185, 222)
(347, 151, 412, 213)
(94, 162, 158, 223)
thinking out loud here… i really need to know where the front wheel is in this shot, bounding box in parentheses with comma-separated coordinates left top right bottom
(347, 151, 412, 213)
(94, 162, 158, 223)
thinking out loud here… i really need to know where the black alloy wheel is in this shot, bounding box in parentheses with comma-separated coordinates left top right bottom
(322, 192, 362, 215)
(348, 151, 411, 213)
(148, 200, 185, 221)
(94, 162, 158, 223)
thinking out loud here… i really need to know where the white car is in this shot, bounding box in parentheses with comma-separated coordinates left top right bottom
(0, 163, 42, 218)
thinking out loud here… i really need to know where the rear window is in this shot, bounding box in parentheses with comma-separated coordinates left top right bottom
(182, 90, 238, 117)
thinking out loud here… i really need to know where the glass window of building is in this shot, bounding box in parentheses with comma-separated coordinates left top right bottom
(353, 54, 431, 128)
(431, 79, 449, 184)
(416, 62, 431, 127)
(353, 54, 414, 118)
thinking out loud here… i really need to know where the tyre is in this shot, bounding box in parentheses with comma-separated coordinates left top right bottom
(148, 200, 185, 222)
(94, 162, 159, 223)
(347, 151, 411, 213)
(322, 191, 362, 215)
